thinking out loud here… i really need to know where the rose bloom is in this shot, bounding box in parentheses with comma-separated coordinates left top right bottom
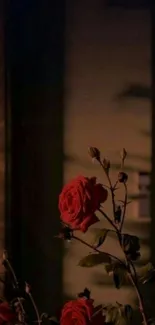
(60, 298, 105, 325)
(59, 175, 108, 232)
(0, 302, 16, 325)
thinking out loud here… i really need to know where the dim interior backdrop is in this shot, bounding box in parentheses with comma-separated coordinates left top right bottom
(0, 0, 153, 322)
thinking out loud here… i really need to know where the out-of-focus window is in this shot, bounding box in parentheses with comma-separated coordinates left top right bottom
(138, 172, 150, 218)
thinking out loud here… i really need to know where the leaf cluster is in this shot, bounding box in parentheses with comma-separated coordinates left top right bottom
(78, 229, 155, 291)
(57, 147, 154, 325)
(121, 234, 140, 261)
(103, 302, 133, 325)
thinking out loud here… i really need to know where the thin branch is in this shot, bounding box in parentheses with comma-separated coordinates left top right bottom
(73, 234, 148, 324)
(73, 235, 125, 267)
(119, 182, 127, 232)
(129, 259, 138, 284)
(4, 258, 25, 319)
(98, 208, 118, 232)
(113, 180, 118, 190)
(91, 305, 105, 318)
(26, 290, 41, 325)
(128, 272, 148, 325)
(101, 184, 111, 190)
(5, 258, 18, 287)
(116, 182, 146, 321)
(97, 162, 148, 325)
(98, 160, 116, 219)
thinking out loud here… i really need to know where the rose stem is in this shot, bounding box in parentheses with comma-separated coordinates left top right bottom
(98, 208, 118, 232)
(98, 164, 148, 325)
(73, 233, 148, 325)
(98, 159, 116, 219)
(99, 207, 148, 325)
(73, 232, 149, 323)
(127, 271, 148, 325)
(4, 258, 25, 318)
(26, 291, 41, 325)
(119, 182, 127, 232)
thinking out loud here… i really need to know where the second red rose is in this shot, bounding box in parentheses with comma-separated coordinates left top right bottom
(59, 175, 108, 232)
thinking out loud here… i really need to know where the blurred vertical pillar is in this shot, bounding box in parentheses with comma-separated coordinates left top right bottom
(5, 0, 65, 312)
(151, 1, 155, 264)
(0, 0, 5, 294)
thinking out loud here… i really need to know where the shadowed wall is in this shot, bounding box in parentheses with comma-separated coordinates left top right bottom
(64, 0, 151, 314)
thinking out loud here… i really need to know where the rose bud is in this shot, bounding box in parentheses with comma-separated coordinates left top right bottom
(102, 158, 110, 173)
(2, 250, 8, 261)
(118, 172, 128, 183)
(25, 282, 31, 294)
(120, 148, 127, 161)
(88, 147, 100, 160)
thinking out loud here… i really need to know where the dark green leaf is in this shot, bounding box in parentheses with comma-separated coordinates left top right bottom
(105, 304, 132, 325)
(105, 306, 119, 323)
(116, 304, 132, 325)
(78, 253, 110, 267)
(124, 305, 133, 321)
(137, 262, 155, 284)
(113, 270, 122, 289)
(105, 263, 113, 275)
(121, 234, 140, 252)
(92, 228, 110, 248)
(121, 234, 140, 261)
(105, 262, 127, 288)
(116, 317, 128, 325)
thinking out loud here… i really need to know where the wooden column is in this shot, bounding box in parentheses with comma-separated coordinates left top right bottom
(151, 0, 155, 264)
(5, 0, 65, 313)
(0, 0, 5, 295)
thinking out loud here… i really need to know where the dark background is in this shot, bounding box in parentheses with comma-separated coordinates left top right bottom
(107, 0, 150, 8)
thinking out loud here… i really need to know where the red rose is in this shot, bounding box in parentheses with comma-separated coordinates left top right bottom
(59, 175, 108, 232)
(60, 298, 94, 325)
(0, 302, 16, 324)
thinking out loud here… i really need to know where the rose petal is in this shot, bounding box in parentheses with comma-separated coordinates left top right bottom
(80, 214, 99, 233)
(0, 302, 16, 322)
(60, 298, 94, 325)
